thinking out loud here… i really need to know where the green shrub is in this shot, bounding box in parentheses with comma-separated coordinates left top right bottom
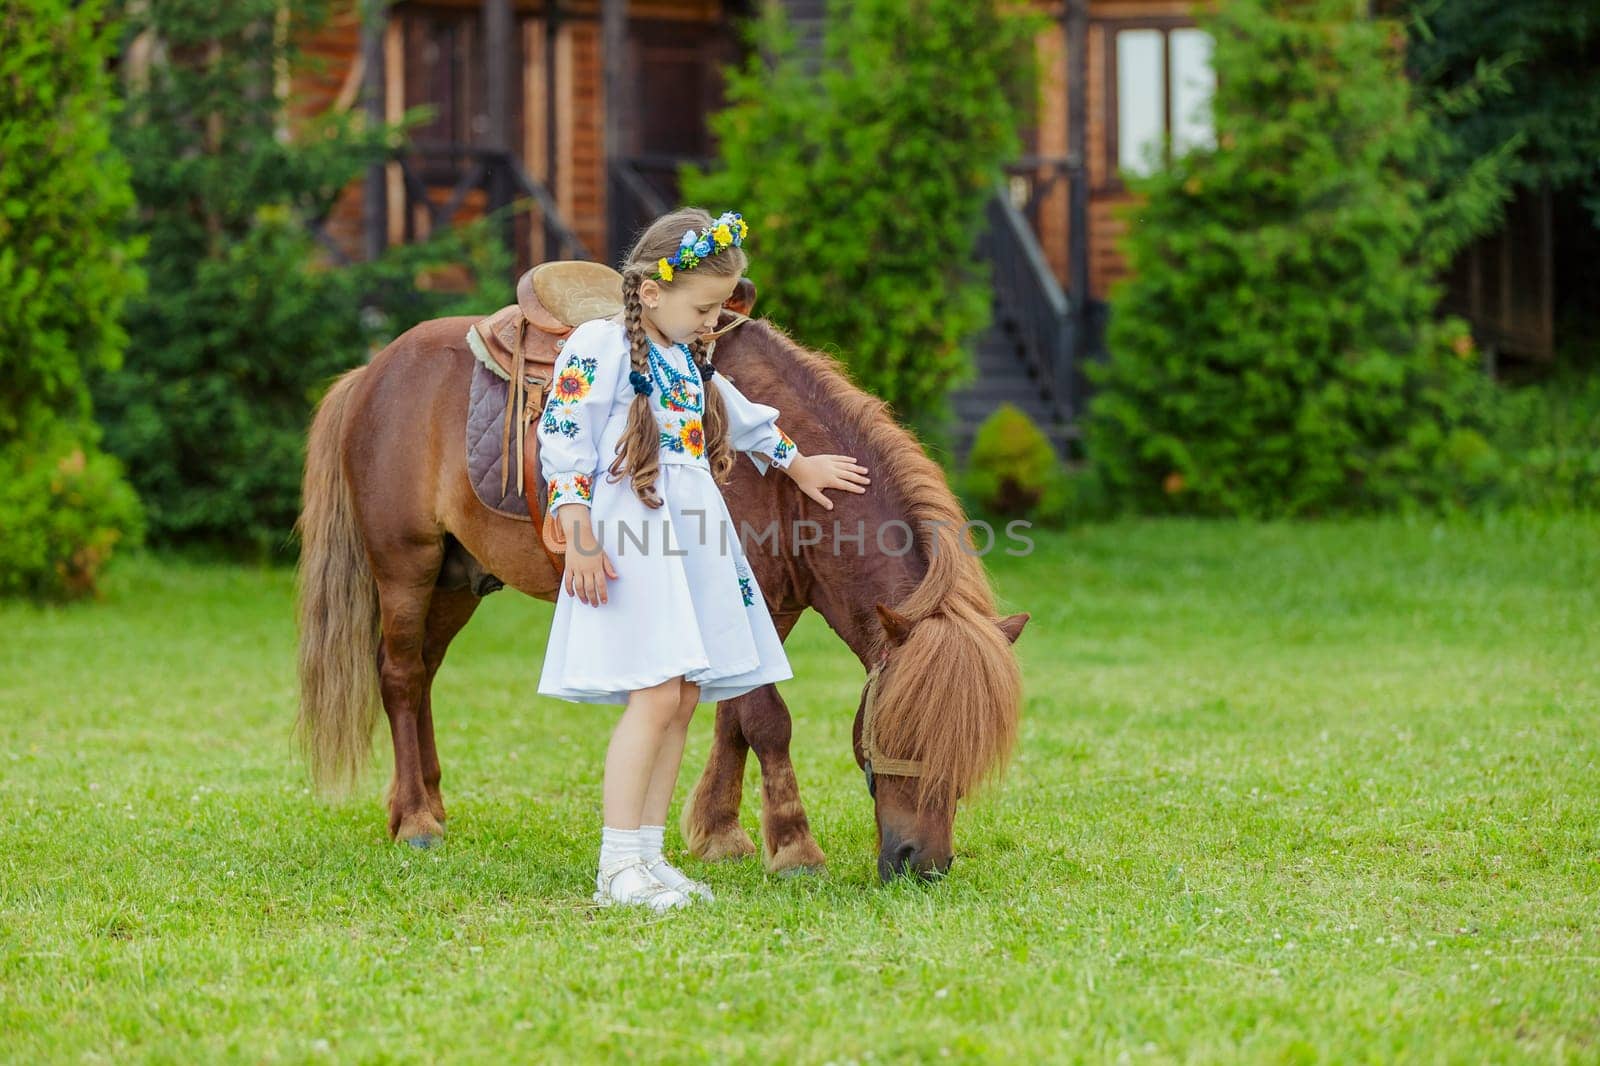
(99, 210, 507, 550)
(1472, 373, 1600, 512)
(0, 0, 145, 597)
(1087, 0, 1507, 518)
(681, 0, 1042, 431)
(0, 432, 144, 599)
(959, 404, 1064, 519)
(96, 0, 508, 551)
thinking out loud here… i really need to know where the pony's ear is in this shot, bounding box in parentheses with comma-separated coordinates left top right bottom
(726, 278, 757, 316)
(875, 603, 914, 646)
(996, 612, 1029, 644)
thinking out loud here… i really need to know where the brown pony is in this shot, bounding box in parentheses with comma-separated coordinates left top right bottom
(295, 312, 1027, 881)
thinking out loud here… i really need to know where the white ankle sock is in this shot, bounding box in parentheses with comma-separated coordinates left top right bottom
(639, 824, 666, 863)
(635, 826, 711, 900)
(600, 826, 640, 868)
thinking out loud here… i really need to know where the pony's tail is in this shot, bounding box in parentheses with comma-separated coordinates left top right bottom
(294, 368, 381, 796)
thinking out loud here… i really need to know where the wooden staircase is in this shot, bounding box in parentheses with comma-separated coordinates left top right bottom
(948, 308, 1080, 465)
(945, 191, 1081, 468)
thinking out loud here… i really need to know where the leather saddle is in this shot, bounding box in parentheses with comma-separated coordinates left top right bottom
(473, 260, 626, 379)
(468, 261, 623, 564)
(469, 263, 758, 565)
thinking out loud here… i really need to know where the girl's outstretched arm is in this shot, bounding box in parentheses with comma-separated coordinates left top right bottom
(716, 373, 869, 509)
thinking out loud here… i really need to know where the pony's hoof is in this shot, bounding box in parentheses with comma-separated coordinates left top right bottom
(395, 811, 445, 849)
(763, 837, 828, 874)
(693, 824, 758, 862)
(773, 863, 826, 880)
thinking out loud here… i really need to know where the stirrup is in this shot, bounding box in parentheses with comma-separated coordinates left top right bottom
(645, 857, 715, 902)
(593, 858, 690, 912)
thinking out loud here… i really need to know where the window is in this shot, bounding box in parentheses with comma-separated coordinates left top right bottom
(1111, 25, 1215, 179)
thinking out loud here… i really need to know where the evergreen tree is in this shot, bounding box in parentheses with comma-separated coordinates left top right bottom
(1088, 0, 1500, 516)
(1408, 0, 1600, 224)
(97, 0, 506, 549)
(681, 0, 1041, 432)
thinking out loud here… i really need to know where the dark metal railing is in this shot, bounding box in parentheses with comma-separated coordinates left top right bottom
(1002, 154, 1073, 235)
(607, 159, 670, 267)
(606, 155, 708, 266)
(393, 142, 594, 265)
(979, 187, 1076, 421)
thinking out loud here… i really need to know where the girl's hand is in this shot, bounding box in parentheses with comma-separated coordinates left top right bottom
(560, 507, 619, 606)
(784, 453, 871, 510)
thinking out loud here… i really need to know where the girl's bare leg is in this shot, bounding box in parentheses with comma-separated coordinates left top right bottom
(603, 676, 687, 828)
(641, 681, 700, 827)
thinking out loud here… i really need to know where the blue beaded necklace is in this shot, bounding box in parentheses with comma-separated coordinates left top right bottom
(646, 337, 702, 414)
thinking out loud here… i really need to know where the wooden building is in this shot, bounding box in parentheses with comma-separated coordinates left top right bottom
(292, 0, 759, 271)
(292, 0, 1208, 301)
(282, 0, 1562, 463)
(312, 2, 1597, 458)
(287, 0, 1221, 457)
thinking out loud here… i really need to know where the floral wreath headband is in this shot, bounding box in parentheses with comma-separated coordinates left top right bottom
(652, 211, 749, 283)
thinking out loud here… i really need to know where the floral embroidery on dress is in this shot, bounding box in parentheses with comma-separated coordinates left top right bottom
(680, 419, 705, 458)
(555, 358, 597, 400)
(647, 340, 713, 463)
(658, 421, 705, 458)
(769, 430, 796, 466)
(735, 558, 756, 606)
(542, 355, 598, 439)
(542, 407, 580, 439)
(658, 418, 707, 459)
(547, 471, 593, 509)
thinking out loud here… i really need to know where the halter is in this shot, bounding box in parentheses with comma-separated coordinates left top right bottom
(689, 309, 751, 382)
(699, 308, 750, 342)
(859, 653, 924, 797)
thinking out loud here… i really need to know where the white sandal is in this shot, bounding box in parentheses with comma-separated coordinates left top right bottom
(645, 857, 715, 902)
(593, 858, 691, 911)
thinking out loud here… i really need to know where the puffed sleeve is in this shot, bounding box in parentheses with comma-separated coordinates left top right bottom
(537, 320, 624, 511)
(715, 371, 798, 476)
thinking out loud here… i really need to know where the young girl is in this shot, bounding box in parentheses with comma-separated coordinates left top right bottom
(536, 207, 872, 910)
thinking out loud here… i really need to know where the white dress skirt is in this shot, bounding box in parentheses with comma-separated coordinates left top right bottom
(533, 317, 798, 705)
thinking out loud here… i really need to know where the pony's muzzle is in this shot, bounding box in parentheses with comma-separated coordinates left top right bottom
(877, 831, 953, 883)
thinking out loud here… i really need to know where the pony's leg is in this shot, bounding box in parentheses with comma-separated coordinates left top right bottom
(681, 697, 758, 861)
(741, 685, 827, 874)
(373, 544, 447, 848)
(417, 586, 480, 826)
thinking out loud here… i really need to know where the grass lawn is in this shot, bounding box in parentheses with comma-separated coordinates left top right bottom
(2, 515, 1597, 1063)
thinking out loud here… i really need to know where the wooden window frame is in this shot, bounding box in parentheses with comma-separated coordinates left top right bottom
(1101, 15, 1210, 194)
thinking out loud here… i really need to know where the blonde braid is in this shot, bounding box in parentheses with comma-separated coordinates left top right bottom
(608, 266, 664, 509)
(689, 336, 736, 484)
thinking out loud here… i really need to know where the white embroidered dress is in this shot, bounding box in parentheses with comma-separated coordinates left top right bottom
(536, 317, 798, 705)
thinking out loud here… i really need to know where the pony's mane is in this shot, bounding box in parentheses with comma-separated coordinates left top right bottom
(736, 320, 1022, 807)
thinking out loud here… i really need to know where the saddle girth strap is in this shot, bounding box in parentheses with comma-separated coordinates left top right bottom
(499, 321, 523, 498)
(498, 318, 549, 501)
